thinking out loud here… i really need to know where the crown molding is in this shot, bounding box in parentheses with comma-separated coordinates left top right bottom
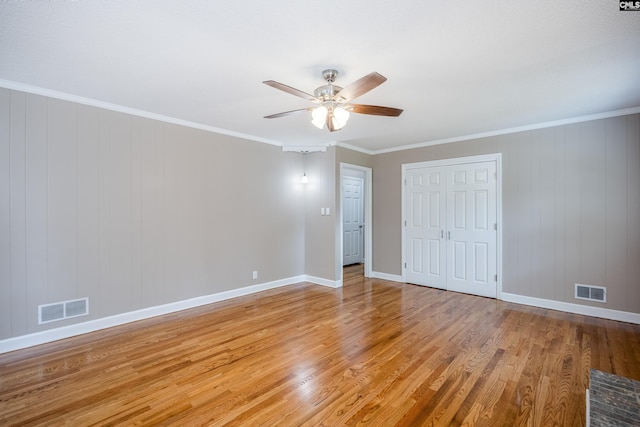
(336, 142, 375, 155)
(0, 79, 284, 147)
(372, 106, 640, 154)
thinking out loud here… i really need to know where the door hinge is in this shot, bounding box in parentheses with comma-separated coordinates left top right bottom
(404, 220, 407, 226)
(494, 172, 497, 180)
(494, 274, 498, 282)
(404, 262, 407, 269)
(494, 223, 497, 231)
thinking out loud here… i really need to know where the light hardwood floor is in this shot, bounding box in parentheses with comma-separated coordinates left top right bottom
(1, 265, 639, 426)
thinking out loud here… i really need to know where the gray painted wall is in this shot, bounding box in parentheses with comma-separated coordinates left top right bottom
(336, 146, 373, 169)
(0, 88, 306, 340)
(304, 148, 337, 280)
(372, 114, 640, 314)
(2, 86, 639, 343)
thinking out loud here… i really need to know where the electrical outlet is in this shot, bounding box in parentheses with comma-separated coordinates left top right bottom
(252, 271, 258, 280)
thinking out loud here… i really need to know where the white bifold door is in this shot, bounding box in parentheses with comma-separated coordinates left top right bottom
(405, 160, 497, 298)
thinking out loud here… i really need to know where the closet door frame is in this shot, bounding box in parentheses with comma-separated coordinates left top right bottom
(401, 153, 503, 299)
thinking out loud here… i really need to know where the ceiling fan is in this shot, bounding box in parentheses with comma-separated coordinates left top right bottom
(263, 69, 403, 132)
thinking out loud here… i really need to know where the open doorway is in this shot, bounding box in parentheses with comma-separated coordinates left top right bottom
(338, 163, 372, 284)
(343, 173, 364, 266)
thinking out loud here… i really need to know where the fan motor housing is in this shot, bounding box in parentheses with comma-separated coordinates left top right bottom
(314, 84, 343, 102)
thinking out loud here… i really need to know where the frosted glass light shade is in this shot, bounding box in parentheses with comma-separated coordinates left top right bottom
(311, 106, 328, 129)
(333, 107, 350, 129)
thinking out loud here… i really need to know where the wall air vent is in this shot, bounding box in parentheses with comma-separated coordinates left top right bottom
(39, 298, 89, 324)
(575, 284, 606, 303)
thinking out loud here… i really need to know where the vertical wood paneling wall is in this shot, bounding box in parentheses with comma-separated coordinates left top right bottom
(372, 114, 640, 314)
(0, 88, 306, 340)
(304, 148, 337, 280)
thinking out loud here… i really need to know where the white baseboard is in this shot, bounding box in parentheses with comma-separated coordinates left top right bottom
(0, 275, 310, 354)
(364, 273, 640, 324)
(305, 275, 342, 288)
(9, 276, 635, 355)
(371, 271, 403, 282)
(501, 292, 640, 324)
(585, 389, 590, 427)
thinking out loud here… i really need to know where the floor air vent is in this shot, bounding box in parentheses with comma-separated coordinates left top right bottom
(575, 284, 606, 303)
(39, 298, 89, 324)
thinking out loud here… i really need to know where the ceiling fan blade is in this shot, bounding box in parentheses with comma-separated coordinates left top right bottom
(348, 104, 404, 117)
(263, 80, 319, 102)
(334, 72, 387, 102)
(264, 108, 313, 119)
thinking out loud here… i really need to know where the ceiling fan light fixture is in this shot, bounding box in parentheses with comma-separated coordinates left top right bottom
(333, 106, 349, 129)
(311, 106, 328, 129)
(264, 69, 403, 132)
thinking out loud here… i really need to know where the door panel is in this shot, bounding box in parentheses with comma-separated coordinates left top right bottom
(474, 242, 488, 283)
(453, 191, 466, 230)
(428, 239, 440, 275)
(453, 241, 466, 280)
(446, 161, 497, 298)
(411, 238, 423, 275)
(474, 190, 488, 230)
(405, 167, 446, 289)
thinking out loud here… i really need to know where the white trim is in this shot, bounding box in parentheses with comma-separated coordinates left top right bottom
(337, 142, 375, 155)
(282, 145, 328, 153)
(585, 389, 590, 427)
(373, 107, 640, 154)
(0, 79, 283, 147)
(305, 275, 342, 288)
(401, 153, 503, 298)
(0, 275, 309, 354)
(339, 163, 373, 281)
(403, 153, 504, 170)
(501, 293, 640, 325)
(371, 271, 404, 282)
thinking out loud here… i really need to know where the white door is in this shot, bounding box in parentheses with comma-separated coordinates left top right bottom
(343, 176, 364, 266)
(404, 160, 497, 298)
(446, 162, 497, 298)
(405, 167, 447, 289)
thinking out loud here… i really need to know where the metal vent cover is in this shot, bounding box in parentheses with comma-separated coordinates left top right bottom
(39, 298, 89, 324)
(575, 284, 606, 303)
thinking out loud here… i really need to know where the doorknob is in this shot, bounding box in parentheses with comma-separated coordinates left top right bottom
(359, 225, 363, 229)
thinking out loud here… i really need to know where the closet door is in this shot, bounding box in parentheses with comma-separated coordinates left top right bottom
(446, 161, 497, 298)
(405, 167, 447, 289)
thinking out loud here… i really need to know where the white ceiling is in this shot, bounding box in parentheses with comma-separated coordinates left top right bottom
(1, 1, 639, 153)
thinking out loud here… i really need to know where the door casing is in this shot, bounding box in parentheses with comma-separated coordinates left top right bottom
(338, 163, 372, 281)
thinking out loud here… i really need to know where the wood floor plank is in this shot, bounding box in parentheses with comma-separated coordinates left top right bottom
(1, 264, 639, 426)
